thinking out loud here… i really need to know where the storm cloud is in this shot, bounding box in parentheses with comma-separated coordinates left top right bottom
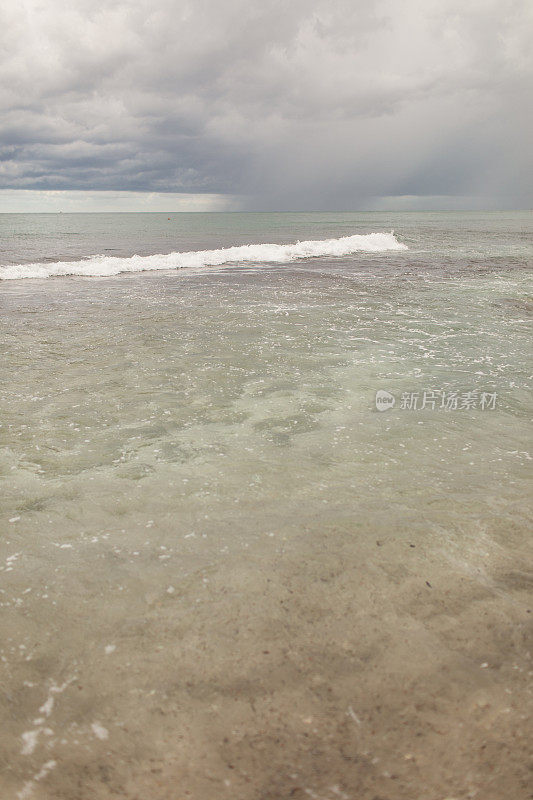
(1, 0, 532, 209)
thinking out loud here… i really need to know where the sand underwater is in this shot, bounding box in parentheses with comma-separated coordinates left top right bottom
(0, 212, 532, 799)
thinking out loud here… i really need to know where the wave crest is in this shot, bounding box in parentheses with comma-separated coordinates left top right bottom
(0, 232, 407, 280)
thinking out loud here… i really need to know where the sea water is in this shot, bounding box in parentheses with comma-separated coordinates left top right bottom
(0, 212, 531, 799)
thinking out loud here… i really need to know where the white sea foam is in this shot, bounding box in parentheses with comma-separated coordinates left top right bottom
(0, 232, 406, 280)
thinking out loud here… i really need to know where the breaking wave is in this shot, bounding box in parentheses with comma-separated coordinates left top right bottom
(0, 232, 407, 280)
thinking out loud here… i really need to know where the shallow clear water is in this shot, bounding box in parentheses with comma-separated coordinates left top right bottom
(0, 212, 532, 799)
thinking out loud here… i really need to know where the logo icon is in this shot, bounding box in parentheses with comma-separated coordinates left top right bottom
(375, 390, 395, 412)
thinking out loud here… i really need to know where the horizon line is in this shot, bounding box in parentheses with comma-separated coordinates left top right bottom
(0, 209, 530, 214)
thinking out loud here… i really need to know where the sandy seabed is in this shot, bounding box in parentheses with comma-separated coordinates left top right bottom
(2, 507, 532, 800)
(1, 268, 532, 799)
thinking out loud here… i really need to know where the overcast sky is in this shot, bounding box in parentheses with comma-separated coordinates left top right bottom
(1, 0, 531, 211)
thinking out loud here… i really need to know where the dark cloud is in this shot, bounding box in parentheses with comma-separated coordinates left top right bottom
(0, 0, 531, 208)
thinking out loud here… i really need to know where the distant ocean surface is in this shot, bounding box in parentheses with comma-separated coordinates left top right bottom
(1, 211, 532, 798)
(0, 210, 531, 279)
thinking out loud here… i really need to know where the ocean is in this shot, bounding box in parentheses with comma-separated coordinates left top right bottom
(1, 211, 532, 799)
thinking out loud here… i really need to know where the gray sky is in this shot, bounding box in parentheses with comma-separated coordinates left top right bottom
(1, 0, 532, 211)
